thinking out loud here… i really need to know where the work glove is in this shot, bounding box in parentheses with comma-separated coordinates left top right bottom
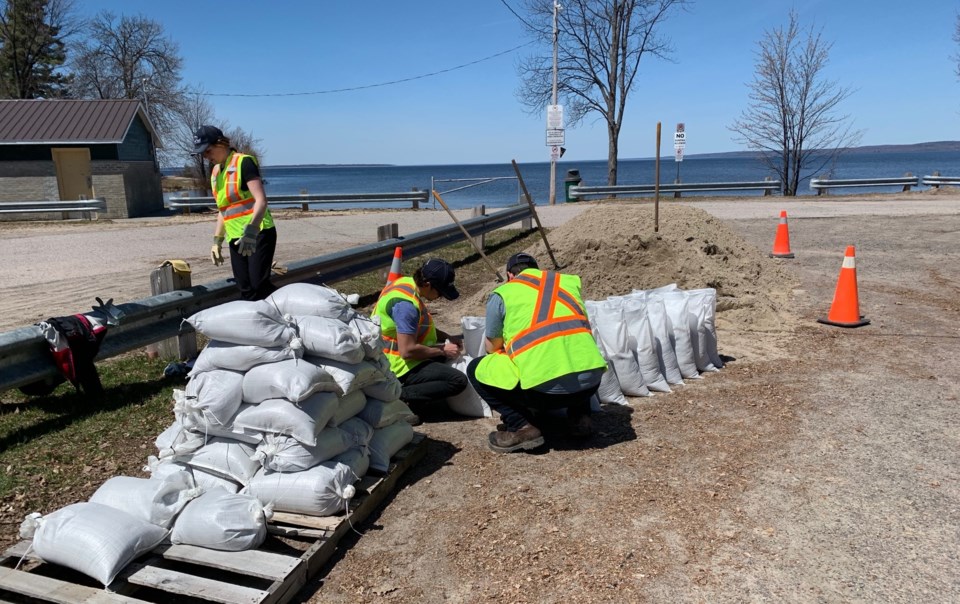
(237, 224, 259, 257)
(211, 236, 224, 266)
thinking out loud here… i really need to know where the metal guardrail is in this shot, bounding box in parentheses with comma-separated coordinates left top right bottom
(0, 197, 107, 216)
(810, 176, 919, 194)
(168, 191, 430, 212)
(569, 180, 781, 200)
(921, 175, 960, 187)
(0, 204, 532, 394)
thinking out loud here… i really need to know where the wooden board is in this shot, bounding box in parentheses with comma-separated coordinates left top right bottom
(0, 433, 427, 604)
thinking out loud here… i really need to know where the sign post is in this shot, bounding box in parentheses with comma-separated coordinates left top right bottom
(673, 123, 686, 198)
(546, 104, 564, 205)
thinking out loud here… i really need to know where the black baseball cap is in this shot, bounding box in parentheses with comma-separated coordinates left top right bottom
(506, 252, 538, 274)
(421, 259, 459, 300)
(192, 125, 224, 155)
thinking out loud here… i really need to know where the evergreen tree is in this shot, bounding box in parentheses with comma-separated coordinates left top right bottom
(0, 0, 73, 99)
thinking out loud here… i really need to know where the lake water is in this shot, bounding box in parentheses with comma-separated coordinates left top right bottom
(164, 150, 958, 211)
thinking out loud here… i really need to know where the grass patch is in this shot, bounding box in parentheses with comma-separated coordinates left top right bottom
(0, 228, 540, 529)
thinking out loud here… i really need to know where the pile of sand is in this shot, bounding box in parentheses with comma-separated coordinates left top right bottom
(454, 203, 800, 360)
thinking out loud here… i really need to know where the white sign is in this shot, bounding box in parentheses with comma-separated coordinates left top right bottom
(674, 122, 686, 151)
(547, 104, 564, 129)
(550, 145, 561, 161)
(546, 128, 565, 146)
(675, 146, 684, 163)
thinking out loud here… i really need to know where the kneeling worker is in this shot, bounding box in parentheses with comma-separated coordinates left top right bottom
(468, 253, 606, 453)
(373, 258, 467, 416)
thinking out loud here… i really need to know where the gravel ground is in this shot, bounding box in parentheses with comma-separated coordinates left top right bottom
(2, 189, 959, 602)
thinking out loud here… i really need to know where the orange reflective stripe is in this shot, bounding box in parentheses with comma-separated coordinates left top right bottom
(507, 316, 592, 357)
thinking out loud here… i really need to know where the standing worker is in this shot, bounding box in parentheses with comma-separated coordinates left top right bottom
(372, 258, 468, 418)
(467, 253, 606, 453)
(193, 125, 277, 301)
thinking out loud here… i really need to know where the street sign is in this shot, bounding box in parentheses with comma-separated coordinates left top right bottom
(546, 128, 565, 146)
(675, 146, 684, 163)
(547, 105, 564, 129)
(674, 122, 685, 162)
(550, 145, 561, 161)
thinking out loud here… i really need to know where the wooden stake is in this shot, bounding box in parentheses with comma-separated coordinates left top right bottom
(431, 190, 504, 282)
(510, 160, 561, 270)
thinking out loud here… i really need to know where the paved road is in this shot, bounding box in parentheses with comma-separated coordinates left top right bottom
(1, 192, 957, 332)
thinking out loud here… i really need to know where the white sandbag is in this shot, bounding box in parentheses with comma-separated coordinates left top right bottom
(310, 357, 382, 395)
(445, 355, 492, 418)
(332, 446, 370, 479)
(242, 358, 341, 403)
(190, 419, 262, 445)
(641, 294, 685, 385)
(338, 417, 375, 448)
(233, 393, 339, 446)
(588, 315, 629, 405)
(22, 502, 168, 586)
(267, 283, 354, 322)
(684, 292, 718, 373)
(660, 291, 701, 379)
(687, 288, 723, 369)
(183, 438, 260, 485)
(329, 390, 368, 427)
(460, 315, 487, 358)
(295, 315, 364, 364)
(247, 462, 358, 516)
(171, 489, 269, 552)
(190, 340, 297, 376)
(369, 421, 415, 473)
(192, 467, 241, 494)
(89, 474, 201, 529)
(254, 429, 349, 473)
(345, 314, 385, 359)
(185, 299, 298, 348)
(621, 297, 671, 393)
(358, 397, 417, 428)
(178, 370, 244, 432)
(155, 419, 206, 459)
(143, 456, 194, 483)
(586, 300, 650, 397)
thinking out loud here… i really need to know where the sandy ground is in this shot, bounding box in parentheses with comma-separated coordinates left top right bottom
(2, 190, 960, 602)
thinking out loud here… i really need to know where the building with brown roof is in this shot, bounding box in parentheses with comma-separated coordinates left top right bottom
(0, 99, 163, 219)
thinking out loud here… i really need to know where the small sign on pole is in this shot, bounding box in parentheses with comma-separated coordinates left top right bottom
(547, 105, 564, 129)
(546, 128, 565, 146)
(673, 122, 686, 163)
(550, 145, 561, 161)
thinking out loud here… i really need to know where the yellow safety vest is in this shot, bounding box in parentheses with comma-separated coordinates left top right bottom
(475, 269, 605, 389)
(372, 277, 438, 378)
(212, 151, 274, 241)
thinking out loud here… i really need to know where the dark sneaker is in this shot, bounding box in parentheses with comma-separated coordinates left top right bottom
(568, 415, 593, 439)
(488, 425, 545, 453)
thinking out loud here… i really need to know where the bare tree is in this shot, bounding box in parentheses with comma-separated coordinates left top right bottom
(70, 12, 186, 164)
(0, 0, 78, 98)
(730, 10, 861, 196)
(516, 0, 689, 185)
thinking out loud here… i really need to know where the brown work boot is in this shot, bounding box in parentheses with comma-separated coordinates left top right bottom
(568, 414, 593, 439)
(488, 424, 545, 453)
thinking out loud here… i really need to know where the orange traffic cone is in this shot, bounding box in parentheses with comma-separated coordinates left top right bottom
(770, 210, 794, 258)
(817, 246, 870, 328)
(386, 246, 403, 284)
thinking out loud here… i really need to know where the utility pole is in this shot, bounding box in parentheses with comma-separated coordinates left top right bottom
(549, 0, 559, 205)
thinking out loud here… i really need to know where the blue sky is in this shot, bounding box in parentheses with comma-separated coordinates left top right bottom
(78, 1, 959, 166)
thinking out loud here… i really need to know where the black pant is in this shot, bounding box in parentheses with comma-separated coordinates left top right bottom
(399, 359, 468, 413)
(229, 226, 277, 301)
(466, 357, 597, 432)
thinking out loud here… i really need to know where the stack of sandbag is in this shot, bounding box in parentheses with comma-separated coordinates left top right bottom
(152, 284, 415, 517)
(586, 285, 722, 403)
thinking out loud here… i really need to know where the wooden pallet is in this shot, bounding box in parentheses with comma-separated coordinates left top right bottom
(0, 433, 427, 604)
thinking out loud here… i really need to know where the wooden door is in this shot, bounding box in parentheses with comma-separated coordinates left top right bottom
(52, 148, 93, 201)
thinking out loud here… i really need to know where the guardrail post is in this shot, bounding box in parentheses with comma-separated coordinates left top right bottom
(377, 223, 399, 242)
(931, 171, 940, 189)
(816, 176, 827, 196)
(471, 205, 486, 249)
(411, 188, 420, 210)
(673, 178, 682, 199)
(764, 176, 773, 196)
(300, 189, 309, 211)
(145, 261, 196, 360)
(903, 172, 913, 192)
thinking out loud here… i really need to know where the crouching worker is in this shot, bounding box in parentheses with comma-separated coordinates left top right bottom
(467, 253, 606, 453)
(373, 258, 468, 417)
